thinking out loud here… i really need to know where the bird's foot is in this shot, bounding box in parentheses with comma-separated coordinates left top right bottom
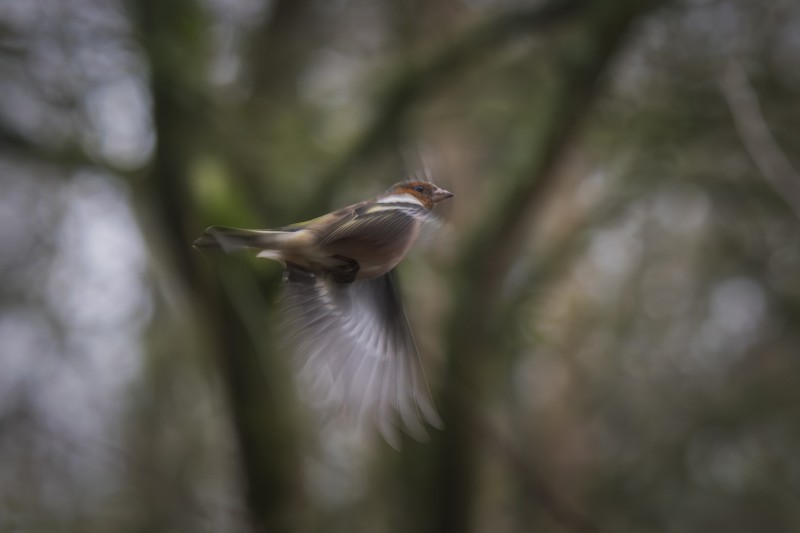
(331, 256, 359, 284)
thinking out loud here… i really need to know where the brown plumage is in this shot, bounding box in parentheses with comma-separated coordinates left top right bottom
(194, 181, 453, 447)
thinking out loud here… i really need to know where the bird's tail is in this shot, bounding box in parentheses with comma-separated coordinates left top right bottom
(193, 226, 297, 254)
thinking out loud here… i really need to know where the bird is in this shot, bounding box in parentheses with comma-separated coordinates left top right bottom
(194, 180, 453, 448)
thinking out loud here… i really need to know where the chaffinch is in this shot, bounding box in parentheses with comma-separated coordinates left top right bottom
(194, 180, 453, 448)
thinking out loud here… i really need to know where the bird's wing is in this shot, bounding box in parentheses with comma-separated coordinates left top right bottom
(281, 266, 441, 448)
(318, 203, 430, 247)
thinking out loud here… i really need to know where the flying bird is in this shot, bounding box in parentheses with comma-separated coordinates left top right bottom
(194, 180, 453, 447)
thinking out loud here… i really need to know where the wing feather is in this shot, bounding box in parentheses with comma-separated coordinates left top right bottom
(281, 267, 440, 448)
(320, 204, 429, 248)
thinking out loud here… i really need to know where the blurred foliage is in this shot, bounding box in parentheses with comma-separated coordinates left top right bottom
(1, 0, 800, 532)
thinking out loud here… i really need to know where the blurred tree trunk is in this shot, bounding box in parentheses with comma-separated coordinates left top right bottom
(248, 0, 316, 108)
(427, 2, 666, 532)
(134, 1, 304, 532)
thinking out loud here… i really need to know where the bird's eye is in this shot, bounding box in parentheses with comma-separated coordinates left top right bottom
(413, 185, 425, 193)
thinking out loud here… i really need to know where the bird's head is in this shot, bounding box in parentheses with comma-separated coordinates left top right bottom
(390, 181, 454, 210)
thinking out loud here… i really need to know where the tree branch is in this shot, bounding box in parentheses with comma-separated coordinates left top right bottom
(720, 61, 800, 221)
(309, 0, 589, 211)
(434, 2, 667, 532)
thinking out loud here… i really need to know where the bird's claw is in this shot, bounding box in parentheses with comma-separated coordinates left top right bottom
(331, 256, 359, 284)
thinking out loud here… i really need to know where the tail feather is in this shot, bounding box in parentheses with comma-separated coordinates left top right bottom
(193, 225, 294, 254)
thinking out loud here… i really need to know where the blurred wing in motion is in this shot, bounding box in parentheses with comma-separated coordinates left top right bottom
(281, 267, 441, 449)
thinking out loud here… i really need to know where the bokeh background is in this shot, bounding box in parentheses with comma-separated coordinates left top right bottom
(2, 0, 800, 532)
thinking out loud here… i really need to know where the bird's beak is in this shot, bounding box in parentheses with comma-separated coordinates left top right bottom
(432, 187, 454, 203)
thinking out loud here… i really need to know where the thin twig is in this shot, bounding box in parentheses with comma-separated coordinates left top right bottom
(720, 61, 800, 221)
(477, 417, 600, 533)
(448, 380, 601, 532)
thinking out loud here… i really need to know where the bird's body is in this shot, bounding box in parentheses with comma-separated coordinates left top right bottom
(230, 190, 432, 281)
(194, 181, 453, 447)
